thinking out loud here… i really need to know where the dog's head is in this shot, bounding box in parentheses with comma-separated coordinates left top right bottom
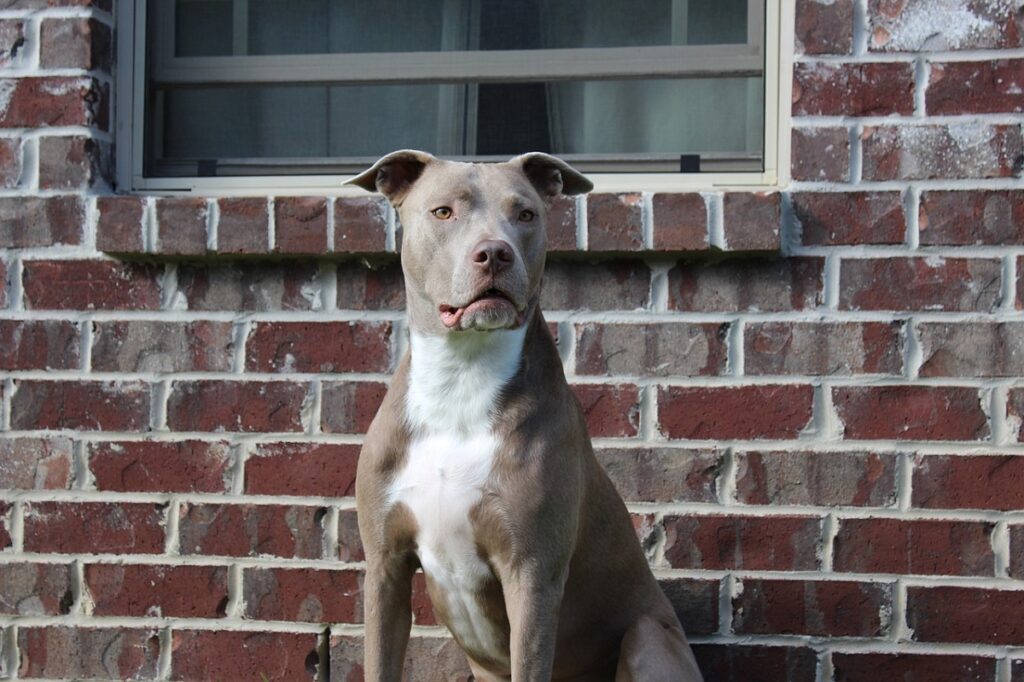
(349, 151, 592, 335)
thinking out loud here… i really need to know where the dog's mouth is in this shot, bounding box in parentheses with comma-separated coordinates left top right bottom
(439, 288, 519, 329)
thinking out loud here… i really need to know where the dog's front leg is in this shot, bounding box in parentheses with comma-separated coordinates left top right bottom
(501, 565, 567, 681)
(362, 554, 414, 682)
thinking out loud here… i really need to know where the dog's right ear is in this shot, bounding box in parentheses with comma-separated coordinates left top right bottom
(345, 150, 436, 205)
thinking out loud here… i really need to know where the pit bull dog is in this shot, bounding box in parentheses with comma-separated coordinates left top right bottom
(349, 150, 703, 681)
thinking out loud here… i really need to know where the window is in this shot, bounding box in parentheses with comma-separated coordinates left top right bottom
(117, 0, 790, 192)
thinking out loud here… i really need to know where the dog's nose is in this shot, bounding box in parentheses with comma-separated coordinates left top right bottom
(471, 239, 515, 274)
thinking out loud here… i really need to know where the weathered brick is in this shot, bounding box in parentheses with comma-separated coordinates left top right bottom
(1019, 256, 1024, 311)
(337, 509, 363, 561)
(918, 322, 1024, 377)
(736, 451, 897, 507)
(733, 579, 891, 637)
(907, 586, 1024, 644)
(542, 259, 650, 311)
(0, 20, 25, 69)
(596, 448, 722, 504)
(722, 192, 781, 251)
(23, 502, 165, 554)
(668, 257, 824, 313)
(651, 193, 707, 251)
(0, 195, 83, 247)
(834, 518, 994, 575)
(928, 59, 1024, 115)
(920, 190, 1024, 245)
(869, 0, 1024, 51)
(1012, 525, 1024, 578)
(2, 0, 113, 7)
(86, 564, 228, 618)
(571, 383, 640, 437)
(0, 563, 72, 615)
(246, 321, 391, 373)
(23, 260, 162, 311)
(587, 193, 643, 251)
(1008, 388, 1024, 441)
(156, 197, 208, 256)
(1014, 657, 1024, 682)
(0, 501, 10, 550)
(659, 578, 719, 635)
(839, 257, 1002, 312)
(861, 124, 1023, 180)
(18, 627, 159, 680)
(794, 191, 905, 245)
(663, 515, 821, 570)
(914, 455, 1024, 511)
(337, 260, 404, 310)
(243, 567, 360, 623)
(334, 196, 387, 253)
(245, 442, 359, 497)
(39, 18, 111, 70)
(834, 385, 989, 441)
(0, 319, 79, 370)
(177, 261, 319, 311)
(745, 321, 903, 375)
(0, 259, 7, 308)
(795, 0, 854, 54)
(0, 437, 73, 490)
(320, 380, 387, 434)
(88, 440, 232, 494)
(692, 644, 817, 682)
(96, 196, 144, 252)
(92, 320, 234, 372)
(411, 571, 436, 625)
(331, 635, 472, 682)
(275, 196, 328, 254)
(11, 380, 150, 431)
(38, 136, 108, 189)
(0, 137, 21, 187)
(178, 503, 324, 559)
(794, 62, 914, 116)
(0, 77, 107, 129)
(545, 195, 578, 253)
(791, 127, 850, 182)
(215, 197, 269, 254)
(833, 653, 997, 682)
(659, 385, 814, 440)
(172, 630, 320, 681)
(166, 380, 307, 432)
(575, 322, 727, 377)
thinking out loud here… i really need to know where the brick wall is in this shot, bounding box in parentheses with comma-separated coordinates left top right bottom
(0, 0, 1022, 680)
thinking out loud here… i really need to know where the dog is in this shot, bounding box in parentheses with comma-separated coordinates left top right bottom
(349, 150, 703, 681)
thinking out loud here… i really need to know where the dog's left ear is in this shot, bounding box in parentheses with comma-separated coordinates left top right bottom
(346, 149, 437, 205)
(513, 152, 593, 201)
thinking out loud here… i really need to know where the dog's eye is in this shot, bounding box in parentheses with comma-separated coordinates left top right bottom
(518, 209, 535, 223)
(431, 206, 453, 220)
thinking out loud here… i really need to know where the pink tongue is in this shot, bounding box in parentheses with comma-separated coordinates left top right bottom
(440, 307, 465, 328)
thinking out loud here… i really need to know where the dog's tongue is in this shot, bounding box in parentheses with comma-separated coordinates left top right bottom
(439, 305, 465, 328)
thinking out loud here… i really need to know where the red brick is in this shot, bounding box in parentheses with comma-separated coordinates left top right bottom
(337, 260, 405, 310)
(86, 564, 227, 618)
(156, 197, 208, 256)
(1012, 525, 1024, 578)
(659, 385, 814, 440)
(736, 451, 897, 507)
(918, 322, 1024, 377)
(834, 385, 988, 441)
(794, 62, 914, 115)
(166, 380, 307, 432)
(39, 18, 111, 70)
(11, 380, 150, 431)
(1008, 389, 1024, 441)
(596, 448, 722, 504)
(794, 191, 905, 245)
(246, 442, 359, 497)
(906, 586, 1024, 644)
(0, 259, 7, 308)
(546, 195, 578, 253)
(177, 261, 319, 311)
(411, 571, 436, 625)
(929, 59, 1024, 115)
(570, 383, 640, 437)
(96, 196, 144, 252)
(334, 196, 387, 253)
(0, 319, 79, 370)
(337, 509, 363, 562)
(18, 627, 159, 680)
(795, 0, 854, 54)
(0, 501, 9, 551)
(246, 320, 391, 373)
(331, 635, 473, 682)
(178, 503, 324, 559)
(576, 322, 727, 377)
(215, 197, 269, 254)
(861, 124, 1023, 181)
(0, 77, 106, 129)
(587, 193, 643, 251)
(0, 21, 25, 69)
(38, 136, 108, 189)
(243, 567, 360, 623)
(723, 192, 781, 251)
(834, 653, 997, 682)
(320, 380, 387, 434)
(0, 563, 72, 615)
(275, 196, 328, 254)
(0, 437, 73, 490)
(834, 518, 994, 575)
(0, 136, 21, 187)
(733, 579, 891, 637)
(0, 195, 83, 247)
(88, 440, 232, 494)
(171, 630, 320, 681)
(23, 501, 165, 554)
(914, 455, 1024, 511)
(542, 260, 650, 311)
(791, 127, 850, 182)
(23, 260, 162, 311)
(651, 193, 707, 251)
(668, 257, 824, 313)
(692, 645, 817, 682)
(663, 515, 820, 570)
(91, 320, 234, 373)
(1014, 657, 1024, 682)
(920, 190, 1024, 245)
(745, 321, 902, 375)
(839, 257, 1002, 312)
(869, 0, 1024, 51)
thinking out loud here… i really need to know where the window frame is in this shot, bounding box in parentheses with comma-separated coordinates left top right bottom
(115, 0, 793, 195)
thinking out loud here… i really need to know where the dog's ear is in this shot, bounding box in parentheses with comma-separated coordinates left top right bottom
(346, 150, 436, 205)
(513, 152, 593, 201)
